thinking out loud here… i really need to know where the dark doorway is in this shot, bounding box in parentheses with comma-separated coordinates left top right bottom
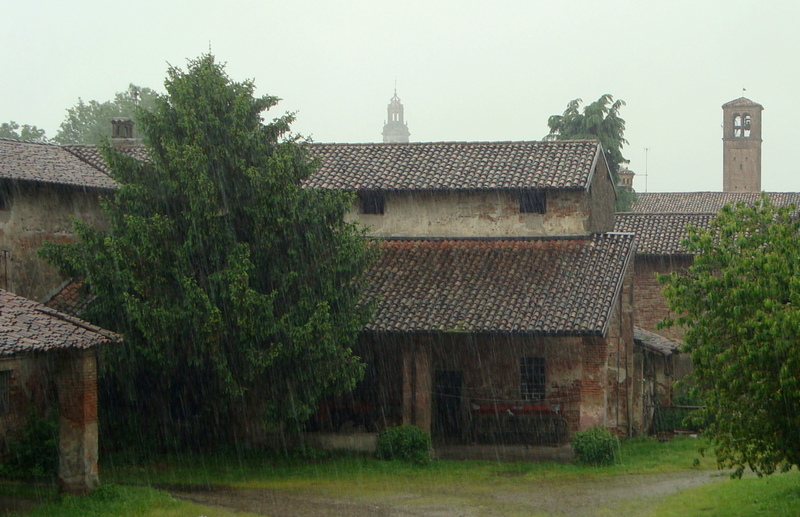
(433, 370, 463, 443)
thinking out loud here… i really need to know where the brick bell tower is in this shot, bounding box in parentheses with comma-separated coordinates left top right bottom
(722, 97, 763, 192)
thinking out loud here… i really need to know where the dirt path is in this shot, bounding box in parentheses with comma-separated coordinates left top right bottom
(169, 469, 728, 516)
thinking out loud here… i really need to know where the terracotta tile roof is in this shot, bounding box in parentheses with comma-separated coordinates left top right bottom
(0, 139, 117, 190)
(305, 140, 602, 191)
(0, 289, 115, 357)
(634, 327, 682, 355)
(43, 280, 95, 318)
(614, 213, 713, 255)
(63, 145, 149, 173)
(628, 192, 800, 214)
(362, 233, 634, 335)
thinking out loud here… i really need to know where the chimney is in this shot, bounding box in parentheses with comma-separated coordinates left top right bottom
(111, 118, 138, 149)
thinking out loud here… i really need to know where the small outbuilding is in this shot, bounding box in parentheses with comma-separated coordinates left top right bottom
(0, 289, 115, 494)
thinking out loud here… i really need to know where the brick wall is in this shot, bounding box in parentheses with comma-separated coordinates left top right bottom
(633, 255, 693, 340)
(56, 349, 99, 494)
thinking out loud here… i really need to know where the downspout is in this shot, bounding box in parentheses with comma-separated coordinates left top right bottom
(411, 342, 417, 426)
(616, 330, 620, 428)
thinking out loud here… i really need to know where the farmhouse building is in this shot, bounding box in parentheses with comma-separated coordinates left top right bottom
(307, 140, 641, 441)
(0, 139, 116, 302)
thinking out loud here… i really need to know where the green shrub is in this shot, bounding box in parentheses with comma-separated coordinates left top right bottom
(0, 412, 58, 478)
(571, 426, 619, 465)
(376, 425, 432, 465)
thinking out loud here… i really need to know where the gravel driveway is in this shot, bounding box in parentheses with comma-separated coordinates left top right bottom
(170, 469, 727, 516)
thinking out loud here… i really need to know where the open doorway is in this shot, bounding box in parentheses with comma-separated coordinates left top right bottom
(433, 370, 463, 443)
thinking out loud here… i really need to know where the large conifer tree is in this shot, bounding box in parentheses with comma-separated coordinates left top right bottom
(42, 55, 373, 446)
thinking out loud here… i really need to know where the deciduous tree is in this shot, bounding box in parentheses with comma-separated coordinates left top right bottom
(52, 84, 159, 144)
(659, 195, 800, 476)
(545, 94, 634, 210)
(0, 121, 47, 142)
(41, 55, 374, 447)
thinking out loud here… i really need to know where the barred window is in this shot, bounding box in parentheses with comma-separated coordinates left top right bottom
(520, 357, 546, 400)
(0, 371, 10, 414)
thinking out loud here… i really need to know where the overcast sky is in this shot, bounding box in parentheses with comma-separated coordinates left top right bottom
(3, 1, 799, 192)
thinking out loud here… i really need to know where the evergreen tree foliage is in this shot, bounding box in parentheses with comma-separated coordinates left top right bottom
(659, 195, 800, 477)
(544, 94, 634, 210)
(52, 84, 159, 145)
(41, 55, 374, 446)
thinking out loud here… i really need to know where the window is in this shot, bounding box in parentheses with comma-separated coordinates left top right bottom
(359, 192, 385, 215)
(743, 113, 752, 137)
(0, 371, 10, 415)
(0, 184, 9, 211)
(519, 191, 546, 214)
(733, 114, 742, 137)
(520, 357, 546, 401)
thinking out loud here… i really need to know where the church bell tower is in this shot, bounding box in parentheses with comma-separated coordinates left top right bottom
(722, 97, 763, 192)
(382, 90, 410, 143)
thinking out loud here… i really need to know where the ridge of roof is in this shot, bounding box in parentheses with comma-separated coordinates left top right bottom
(375, 233, 626, 243)
(0, 139, 118, 190)
(0, 137, 60, 147)
(310, 139, 601, 146)
(307, 140, 603, 192)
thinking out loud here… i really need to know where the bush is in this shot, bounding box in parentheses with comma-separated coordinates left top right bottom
(571, 426, 619, 465)
(376, 425, 432, 465)
(0, 412, 59, 478)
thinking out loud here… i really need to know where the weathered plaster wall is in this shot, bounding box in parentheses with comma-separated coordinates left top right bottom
(586, 159, 616, 233)
(0, 182, 109, 301)
(347, 190, 597, 238)
(597, 259, 638, 434)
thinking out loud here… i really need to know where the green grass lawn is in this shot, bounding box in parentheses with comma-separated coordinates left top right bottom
(648, 470, 800, 517)
(6, 437, 800, 516)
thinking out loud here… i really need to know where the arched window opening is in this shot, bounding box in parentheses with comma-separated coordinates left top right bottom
(743, 114, 752, 137)
(733, 114, 742, 137)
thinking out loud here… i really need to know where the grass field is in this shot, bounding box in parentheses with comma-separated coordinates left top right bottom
(5, 437, 800, 516)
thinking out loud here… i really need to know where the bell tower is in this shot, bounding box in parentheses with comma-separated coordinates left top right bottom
(382, 90, 410, 143)
(722, 97, 763, 192)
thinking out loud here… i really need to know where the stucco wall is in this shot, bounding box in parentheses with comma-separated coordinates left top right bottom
(0, 181, 109, 301)
(346, 190, 597, 238)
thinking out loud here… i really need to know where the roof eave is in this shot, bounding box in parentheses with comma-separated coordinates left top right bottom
(599, 233, 636, 338)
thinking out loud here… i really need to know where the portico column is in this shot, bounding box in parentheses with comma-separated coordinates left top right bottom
(401, 338, 432, 433)
(56, 348, 100, 494)
(579, 337, 608, 430)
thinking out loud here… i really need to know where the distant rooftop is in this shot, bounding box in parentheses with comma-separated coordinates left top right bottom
(0, 139, 117, 190)
(306, 140, 605, 192)
(627, 192, 800, 214)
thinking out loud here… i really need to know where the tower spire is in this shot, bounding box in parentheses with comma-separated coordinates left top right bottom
(382, 87, 410, 143)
